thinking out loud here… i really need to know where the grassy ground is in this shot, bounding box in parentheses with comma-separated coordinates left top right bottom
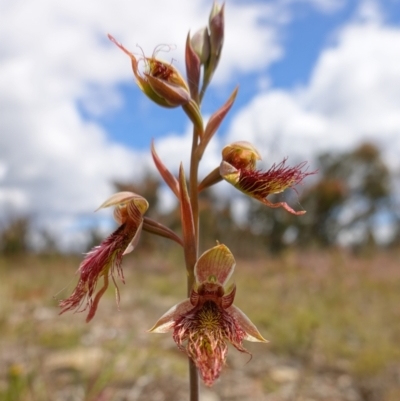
(0, 248, 399, 401)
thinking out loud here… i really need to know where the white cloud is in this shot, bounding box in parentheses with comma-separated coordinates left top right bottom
(3, 0, 395, 250)
(227, 10, 400, 173)
(223, 3, 400, 246)
(286, 0, 346, 13)
(0, 0, 292, 248)
(215, 2, 285, 83)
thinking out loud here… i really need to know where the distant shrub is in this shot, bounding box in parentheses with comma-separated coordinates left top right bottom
(0, 216, 31, 255)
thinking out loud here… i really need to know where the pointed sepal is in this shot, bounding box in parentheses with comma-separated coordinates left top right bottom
(142, 217, 183, 246)
(185, 32, 201, 101)
(199, 86, 238, 155)
(148, 299, 193, 333)
(151, 140, 180, 198)
(146, 74, 191, 107)
(179, 164, 197, 272)
(227, 305, 268, 343)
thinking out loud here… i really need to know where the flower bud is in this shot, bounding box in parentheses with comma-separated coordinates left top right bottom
(209, 2, 224, 62)
(201, 2, 225, 92)
(191, 27, 210, 65)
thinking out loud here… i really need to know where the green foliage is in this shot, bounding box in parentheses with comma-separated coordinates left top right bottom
(0, 216, 30, 255)
(0, 364, 29, 401)
(297, 142, 392, 248)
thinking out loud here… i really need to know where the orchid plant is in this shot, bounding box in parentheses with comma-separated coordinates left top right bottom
(60, 3, 313, 400)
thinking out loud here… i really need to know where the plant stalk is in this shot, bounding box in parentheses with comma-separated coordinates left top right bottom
(189, 357, 199, 401)
(187, 123, 201, 401)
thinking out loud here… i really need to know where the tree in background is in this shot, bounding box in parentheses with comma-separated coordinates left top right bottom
(298, 142, 391, 249)
(246, 198, 295, 255)
(0, 215, 31, 256)
(197, 189, 256, 256)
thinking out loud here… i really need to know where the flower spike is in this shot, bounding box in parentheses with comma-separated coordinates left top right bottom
(59, 192, 148, 322)
(220, 142, 315, 215)
(149, 244, 267, 386)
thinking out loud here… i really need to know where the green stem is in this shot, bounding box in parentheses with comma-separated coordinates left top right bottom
(187, 117, 201, 401)
(187, 261, 199, 400)
(189, 127, 200, 253)
(189, 358, 200, 401)
(199, 78, 210, 104)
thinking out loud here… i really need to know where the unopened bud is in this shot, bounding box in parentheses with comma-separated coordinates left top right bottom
(191, 27, 210, 65)
(209, 2, 224, 63)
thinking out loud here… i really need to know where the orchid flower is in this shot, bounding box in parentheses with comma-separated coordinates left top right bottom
(149, 244, 267, 386)
(220, 141, 315, 215)
(108, 35, 190, 108)
(59, 192, 148, 322)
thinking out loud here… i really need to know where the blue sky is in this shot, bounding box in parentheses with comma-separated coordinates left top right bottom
(79, 0, 354, 150)
(88, 2, 350, 149)
(87, 0, 399, 150)
(1, 0, 400, 248)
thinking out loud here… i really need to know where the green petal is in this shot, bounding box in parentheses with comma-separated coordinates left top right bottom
(195, 244, 235, 286)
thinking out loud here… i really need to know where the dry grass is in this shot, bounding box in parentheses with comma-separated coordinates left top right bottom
(0, 248, 399, 401)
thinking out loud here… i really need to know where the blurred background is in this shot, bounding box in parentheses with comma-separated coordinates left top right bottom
(1, 0, 400, 400)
